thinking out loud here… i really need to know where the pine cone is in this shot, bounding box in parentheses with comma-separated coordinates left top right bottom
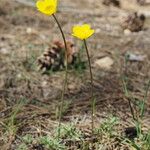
(121, 12, 145, 32)
(102, 0, 120, 7)
(137, 0, 145, 5)
(37, 40, 77, 72)
(137, 0, 150, 5)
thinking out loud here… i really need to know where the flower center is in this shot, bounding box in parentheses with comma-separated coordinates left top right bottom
(45, 5, 52, 11)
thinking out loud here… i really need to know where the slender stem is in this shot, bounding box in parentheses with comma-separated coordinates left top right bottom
(128, 97, 136, 120)
(84, 40, 94, 135)
(122, 77, 136, 121)
(140, 80, 150, 118)
(52, 14, 68, 137)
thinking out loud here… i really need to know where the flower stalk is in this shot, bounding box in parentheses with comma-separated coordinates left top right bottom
(52, 14, 68, 138)
(84, 39, 95, 135)
(72, 24, 95, 142)
(36, 0, 68, 138)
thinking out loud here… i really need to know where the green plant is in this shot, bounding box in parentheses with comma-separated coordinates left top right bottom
(22, 134, 33, 144)
(123, 54, 150, 122)
(56, 123, 83, 141)
(122, 78, 150, 133)
(23, 47, 38, 71)
(39, 136, 66, 150)
(16, 143, 28, 150)
(72, 42, 86, 74)
(122, 76, 136, 121)
(55, 100, 71, 120)
(15, 134, 34, 150)
(3, 100, 25, 135)
(122, 56, 150, 149)
(124, 130, 150, 150)
(95, 116, 119, 137)
(143, 131, 150, 149)
(140, 80, 150, 118)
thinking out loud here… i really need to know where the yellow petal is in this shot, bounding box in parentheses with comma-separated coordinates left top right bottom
(86, 29, 95, 38)
(72, 24, 94, 40)
(36, 0, 45, 10)
(82, 24, 91, 30)
(36, 0, 57, 15)
(72, 26, 80, 34)
(45, 0, 54, 5)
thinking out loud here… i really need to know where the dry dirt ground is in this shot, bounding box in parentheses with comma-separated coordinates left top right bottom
(0, 0, 150, 149)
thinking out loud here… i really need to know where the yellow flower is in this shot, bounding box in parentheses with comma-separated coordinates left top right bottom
(36, 0, 57, 15)
(72, 24, 94, 40)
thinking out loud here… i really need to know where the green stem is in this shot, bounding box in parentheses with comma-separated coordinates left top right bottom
(122, 77, 136, 121)
(83, 40, 94, 135)
(140, 80, 150, 118)
(52, 14, 68, 137)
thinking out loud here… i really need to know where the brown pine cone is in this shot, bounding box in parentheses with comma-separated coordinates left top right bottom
(137, 0, 150, 5)
(102, 0, 120, 7)
(37, 40, 78, 72)
(121, 12, 145, 32)
(137, 0, 145, 5)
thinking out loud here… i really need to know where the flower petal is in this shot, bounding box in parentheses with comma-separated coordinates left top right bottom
(36, 0, 45, 10)
(36, 0, 57, 15)
(72, 24, 94, 40)
(82, 24, 91, 30)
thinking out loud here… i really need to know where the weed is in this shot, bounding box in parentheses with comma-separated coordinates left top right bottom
(22, 134, 33, 144)
(55, 100, 72, 120)
(95, 116, 119, 137)
(16, 143, 28, 150)
(56, 123, 83, 141)
(4, 99, 25, 135)
(122, 55, 150, 149)
(23, 44, 40, 71)
(124, 130, 150, 150)
(140, 80, 150, 118)
(72, 42, 87, 74)
(39, 136, 66, 150)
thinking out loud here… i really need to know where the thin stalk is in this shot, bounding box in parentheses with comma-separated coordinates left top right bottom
(83, 40, 94, 135)
(140, 80, 150, 118)
(52, 14, 68, 137)
(122, 77, 136, 121)
(123, 56, 136, 121)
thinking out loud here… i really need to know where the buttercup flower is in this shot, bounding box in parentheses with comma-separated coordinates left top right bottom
(36, 0, 57, 15)
(72, 24, 95, 40)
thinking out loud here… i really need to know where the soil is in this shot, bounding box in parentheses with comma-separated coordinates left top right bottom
(0, 0, 150, 149)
